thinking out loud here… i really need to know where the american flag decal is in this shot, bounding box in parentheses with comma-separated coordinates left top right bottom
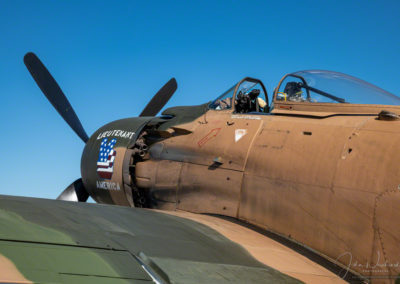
(97, 138, 117, 179)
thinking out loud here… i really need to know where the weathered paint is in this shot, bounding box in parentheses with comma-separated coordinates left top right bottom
(0, 195, 301, 283)
(0, 254, 32, 283)
(22, 55, 400, 283)
(162, 210, 347, 284)
(135, 103, 400, 282)
(81, 117, 153, 206)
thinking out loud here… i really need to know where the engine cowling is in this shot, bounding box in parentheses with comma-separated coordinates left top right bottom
(80, 117, 153, 206)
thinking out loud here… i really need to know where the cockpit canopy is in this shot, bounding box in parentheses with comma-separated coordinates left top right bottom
(275, 70, 400, 105)
(209, 70, 400, 115)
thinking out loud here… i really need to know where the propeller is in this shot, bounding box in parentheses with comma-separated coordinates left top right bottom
(139, 78, 177, 116)
(24, 52, 89, 143)
(24, 52, 178, 203)
(57, 178, 89, 202)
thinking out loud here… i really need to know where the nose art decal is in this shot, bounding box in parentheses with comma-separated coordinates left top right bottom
(97, 138, 117, 179)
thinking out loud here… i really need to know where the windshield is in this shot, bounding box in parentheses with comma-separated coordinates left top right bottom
(209, 79, 268, 112)
(209, 84, 236, 110)
(276, 70, 400, 105)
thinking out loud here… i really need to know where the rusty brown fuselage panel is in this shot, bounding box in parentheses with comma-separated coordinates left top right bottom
(135, 104, 400, 281)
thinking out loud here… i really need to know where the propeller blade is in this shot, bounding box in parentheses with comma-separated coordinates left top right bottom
(24, 52, 89, 143)
(139, 78, 177, 117)
(57, 178, 89, 202)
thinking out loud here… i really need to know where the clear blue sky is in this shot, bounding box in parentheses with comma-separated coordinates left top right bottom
(1, 1, 399, 200)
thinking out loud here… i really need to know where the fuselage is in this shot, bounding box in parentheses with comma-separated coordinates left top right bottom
(24, 52, 399, 282)
(135, 105, 400, 280)
(80, 72, 400, 281)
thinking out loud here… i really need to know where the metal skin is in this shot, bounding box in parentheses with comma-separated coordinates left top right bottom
(140, 108, 400, 280)
(0, 195, 304, 284)
(50, 76, 399, 282)
(70, 78, 400, 282)
(132, 82, 399, 282)
(81, 117, 154, 206)
(10, 54, 400, 283)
